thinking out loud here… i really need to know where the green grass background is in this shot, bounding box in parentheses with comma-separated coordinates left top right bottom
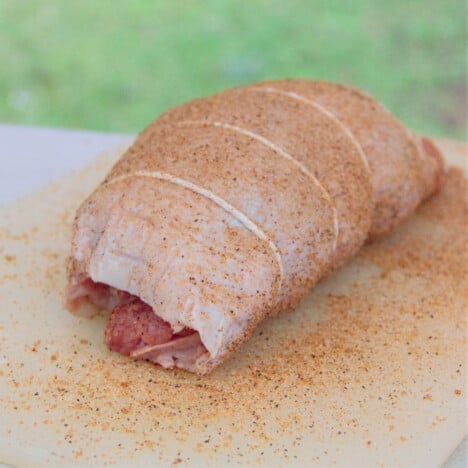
(0, 0, 466, 138)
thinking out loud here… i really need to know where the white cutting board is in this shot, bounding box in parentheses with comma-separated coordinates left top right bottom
(0, 126, 466, 467)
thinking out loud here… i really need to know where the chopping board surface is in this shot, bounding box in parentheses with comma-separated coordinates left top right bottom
(0, 140, 466, 467)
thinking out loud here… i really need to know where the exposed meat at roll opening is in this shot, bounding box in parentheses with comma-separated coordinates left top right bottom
(69, 279, 206, 370)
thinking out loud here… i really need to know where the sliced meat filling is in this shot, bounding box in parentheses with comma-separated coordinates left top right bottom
(69, 278, 206, 370)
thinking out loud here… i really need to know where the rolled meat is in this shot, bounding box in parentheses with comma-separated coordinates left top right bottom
(65, 79, 443, 374)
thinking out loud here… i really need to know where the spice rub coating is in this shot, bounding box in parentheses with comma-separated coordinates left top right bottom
(65, 79, 444, 373)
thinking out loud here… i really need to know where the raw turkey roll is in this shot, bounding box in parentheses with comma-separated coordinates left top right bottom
(65, 79, 443, 374)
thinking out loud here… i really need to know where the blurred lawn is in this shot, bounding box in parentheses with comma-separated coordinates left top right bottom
(0, 0, 466, 138)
